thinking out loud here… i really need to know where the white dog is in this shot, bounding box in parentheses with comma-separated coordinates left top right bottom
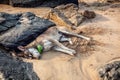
(17, 26, 90, 59)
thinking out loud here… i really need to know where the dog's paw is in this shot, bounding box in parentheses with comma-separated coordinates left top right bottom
(72, 50, 76, 55)
(69, 50, 76, 56)
(69, 38, 73, 45)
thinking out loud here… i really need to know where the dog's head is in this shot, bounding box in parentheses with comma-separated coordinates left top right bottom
(18, 46, 41, 59)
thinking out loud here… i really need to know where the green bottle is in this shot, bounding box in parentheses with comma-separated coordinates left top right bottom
(37, 44, 43, 54)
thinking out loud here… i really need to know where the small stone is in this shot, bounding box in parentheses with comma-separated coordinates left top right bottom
(83, 10, 96, 19)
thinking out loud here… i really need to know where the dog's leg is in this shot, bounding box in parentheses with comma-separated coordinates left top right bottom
(58, 30, 90, 41)
(53, 46, 75, 55)
(49, 39, 76, 54)
(60, 37, 73, 45)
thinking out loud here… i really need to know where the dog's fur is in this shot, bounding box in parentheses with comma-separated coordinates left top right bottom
(17, 26, 90, 59)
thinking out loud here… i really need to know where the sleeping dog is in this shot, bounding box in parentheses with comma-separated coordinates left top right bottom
(17, 26, 90, 59)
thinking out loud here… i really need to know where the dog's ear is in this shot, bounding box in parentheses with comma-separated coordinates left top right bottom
(17, 46, 25, 51)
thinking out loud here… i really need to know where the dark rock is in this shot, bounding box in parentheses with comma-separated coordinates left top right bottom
(65, 0, 78, 5)
(41, 0, 78, 7)
(9, 0, 44, 7)
(112, 71, 120, 80)
(0, 0, 9, 4)
(0, 49, 40, 80)
(99, 61, 120, 80)
(105, 64, 114, 72)
(83, 10, 96, 19)
(0, 12, 21, 33)
(0, 0, 78, 7)
(107, 0, 120, 3)
(0, 12, 55, 51)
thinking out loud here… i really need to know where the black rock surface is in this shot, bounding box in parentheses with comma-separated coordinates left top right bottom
(0, 0, 78, 7)
(9, 0, 44, 7)
(0, 12, 55, 51)
(0, 49, 40, 80)
(99, 61, 120, 80)
(0, 12, 21, 33)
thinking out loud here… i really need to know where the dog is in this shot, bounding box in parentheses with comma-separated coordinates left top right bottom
(17, 26, 90, 59)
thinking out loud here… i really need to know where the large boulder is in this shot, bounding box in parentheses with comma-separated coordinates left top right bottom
(46, 3, 96, 29)
(0, 12, 55, 51)
(0, 49, 39, 80)
(0, 0, 78, 7)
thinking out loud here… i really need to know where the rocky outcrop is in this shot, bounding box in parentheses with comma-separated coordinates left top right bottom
(0, 12, 21, 34)
(9, 0, 44, 7)
(0, 49, 39, 80)
(0, 0, 78, 7)
(99, 61, 120, 80)
(46, 4, 96, 29)
(0, 12, 55, 51)
(0, 0, 44, 7)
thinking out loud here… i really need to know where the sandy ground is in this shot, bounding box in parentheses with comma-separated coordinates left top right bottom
(0, 3, 120, 80)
